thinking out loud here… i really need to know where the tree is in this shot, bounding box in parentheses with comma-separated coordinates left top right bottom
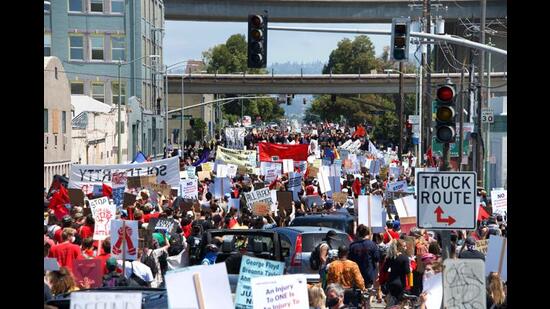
(222, 97, 284, 123)
(323, 36, 382, 74)
(202, 34, 265, 74)
(190, 118, 206, 142)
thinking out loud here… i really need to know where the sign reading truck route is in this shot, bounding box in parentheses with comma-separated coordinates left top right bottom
(417, 172, 477, 230)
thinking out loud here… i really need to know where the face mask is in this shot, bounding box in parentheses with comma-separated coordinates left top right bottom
(423, 270, 435, 281)
(70, 236, 76, 243)
(326, 297, 340, 307)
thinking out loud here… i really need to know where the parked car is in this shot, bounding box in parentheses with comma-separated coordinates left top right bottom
(272, 226, 352, 274)
(289, 213, 356, 237)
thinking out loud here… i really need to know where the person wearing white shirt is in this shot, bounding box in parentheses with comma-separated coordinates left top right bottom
(116, 259, 154, 286)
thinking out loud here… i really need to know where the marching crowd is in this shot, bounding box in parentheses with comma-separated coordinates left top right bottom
(44, 122, 507, 309)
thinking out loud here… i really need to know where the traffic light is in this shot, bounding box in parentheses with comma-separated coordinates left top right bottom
(286, 95, 292, 105)
(434, 82, 457, 143)
(248, 14, 268, 68)
(391, 18, 410, 61)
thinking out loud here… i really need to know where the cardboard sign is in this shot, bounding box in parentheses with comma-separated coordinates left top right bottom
(235, 256, 285, 309)
(150, 183, 171, 197)
(251, 274, 309, 309)
(276, 191, 293, 213)
(443, 259, 486, 308)
(485, 236, 507, 281)
(126, 175, 157, 189)
(164, 263, 232, 309)
(198, 171, 211, 182)
(73, 259, 103, 288)
(307, 165, 319, 178)
(110, 220, 139, 261)
(475, 239, 489, 255)
(244, 188, 273, 208)
(123, 193, 137, 207)
(252, 202, 271, 216)
(357, 195, 384, 229)
(180, 179, 199, 200)
(332, 192, 348, 205)
(70, 292, 142, 309)
(68, 188, 85, 206)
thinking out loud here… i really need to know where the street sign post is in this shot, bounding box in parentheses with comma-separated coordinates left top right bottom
(481, 108, 494, 123)
(417, 171, 477, 230)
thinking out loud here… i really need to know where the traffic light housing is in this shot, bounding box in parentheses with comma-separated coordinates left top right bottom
(248, 14, 268, 68)
(391, 18, 410, 61)
(434, 82, 457, 143)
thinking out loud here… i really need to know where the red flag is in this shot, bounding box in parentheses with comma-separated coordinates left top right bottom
(102, 184, 112, 199)
(352, 125, 366, 138)
(258, 142, 309, 162)
(268, 176, 279, 190)
(478, 205, 490, 221)
(49, 185, 70, 221)
(426, 147, 435, 167)
(352, 179, 361, 196)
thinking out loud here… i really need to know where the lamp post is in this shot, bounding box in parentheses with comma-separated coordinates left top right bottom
(117, 54, 159, 163)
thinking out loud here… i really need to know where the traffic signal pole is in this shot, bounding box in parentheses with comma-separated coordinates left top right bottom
(398, 62, 405, 162)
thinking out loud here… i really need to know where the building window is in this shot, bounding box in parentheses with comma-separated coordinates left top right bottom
(44, 109, 49, 133)
(112, 82, 126, 105)
(69, 35, 84, 60)
(62, 111, 67, 134)
(92, 83, 105, 102)
(111, 0, 124, 13)
(44, 33, 51, 56)
(71, 81, 84, 94)
(90, 35, 104, 61)
(111, 36, 126, 61)
(116, 121, 125, 134)
(90, 0, 103, 13)
(68, 0, 82, 12)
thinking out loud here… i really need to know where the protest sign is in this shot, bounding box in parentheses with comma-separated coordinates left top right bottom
(387, 180, 408, 192)
(44, 258, 60, 271)
(244, 188, 273, 208)
(180, 179, 198, 200)
(443, 259, 486, 309)
(333, 192, 348, 205)
(422, 272, 443, 309)
(70, 292, 142, 309)
(317, 170, 331, 194)
(282, 159, 294, 173)
(165, 263, 232, 309)
(329, 163, 341, 177)
(216, 164, 228, 178)
(69, 156, 180, 189)
(252, 202, 271, 216)
(485, 236, 507, 281)
(369, 159, 382, 175)
(227, 164, 238, 178)
(305, 195, 324, 208)
(251, 274, 309, 309)
(201, 162, 213, 172)
(112, 187, 124, 208)
(198, 171, 211, 182)
(276, 191, 293, 213)
(475, 239, 489, 255)
(148, 217, 179, 234)
(210, 177, 232, 199)
(235, 256, 285, 309)
(394, 195, 417, 219)
(225, 127, 246, 149)
(88, 196, 109, 216)
(93, 202, 116, 240)
(307, 164, 319, 178)
(68, 188, 85, 206)
(123, 192, 136, 207)
(73, 259, 103, 288)
(187, 166, 196, 179)
(357, 195, 384, 229)
(288, 172, 302, 201)
(265, 168, 279, 183)
(110, 220, 138, 261)
(216, 146, 257, 174)
(150, 183, 171, 197)
(126, 175, 157, 189)
(490, 189, 507, 216)
(390, 166, 403, 178)
(270, 190, 278, 212)
(260, 161, 282, 176)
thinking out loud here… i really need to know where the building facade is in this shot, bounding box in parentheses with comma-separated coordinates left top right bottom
(166, 93, 215, 145)
(44, 57, 73, 188)
(44, 0, 165, 160)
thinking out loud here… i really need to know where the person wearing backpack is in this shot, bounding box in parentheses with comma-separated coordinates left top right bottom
(102, 257, 133, 287)
(187, 223, 204, 265)
(142, 231, 170, 288)
(310, 230, 339, 289)
(117, 249, 154, 287)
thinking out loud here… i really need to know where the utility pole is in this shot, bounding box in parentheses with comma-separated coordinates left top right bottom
(458, 67, 465, 171)
(476, 0, 487, 185)
(468, 50, 475, 172)
(485, 39, 492, 189)
(398, 62, 405, 162)
(421, 0, 431, 166)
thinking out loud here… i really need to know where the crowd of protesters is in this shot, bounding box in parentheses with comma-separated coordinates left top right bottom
(44, 121, 507, 308)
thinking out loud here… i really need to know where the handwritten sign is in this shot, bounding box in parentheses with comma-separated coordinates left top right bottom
(126, 175, 157, 189)
(92, 202, 116, 240)
(235, 256, 285, 309)
(70, 292, 142, 309)
(443, 259, 486, 309)
(88, 196, 109, 217)
(490, 189, 507, 216)
(475, 239, 489, 255)
(110, 220, 139, 260)
(244, 188, 273, 208)
(251, 274, 308, 309)
(252, 202, 271, 216)
(150, 183, 171, 197)
(201, 162, 213, 172)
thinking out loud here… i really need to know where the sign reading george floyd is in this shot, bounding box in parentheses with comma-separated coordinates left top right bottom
(417, 172, 477, 230)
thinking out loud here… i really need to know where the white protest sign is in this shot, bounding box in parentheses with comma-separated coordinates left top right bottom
(88, 196, 109, 217)
(69, 156, 180, 189)
(282, 159, 294, 174)
(180, 179, 198, 200)
(490, 189, 507, 216)
(270, 190, 278, 212)
(216, 164, 228, 178)
(227, 164, 238, 178)
(187, 166, 196, 179)
(387, 180, 408, 192)
(165, 263, 232, 309)
(443, 259, 486, 308)
(244, 188, 273, 208)
(251, 274, 309, 309)
(485, 236, 507, 282)
(422, 272, 442, 309)
(93, 203, 116, 240)
(110, 220, 139, 260)
(357, 195, 384, 229)
(265, 168, 280, 183)
(417, 172, 477, 230)
(260, 161, 282, 176)
(317, 170, 331, 194)
(235, 256, 285, 309)
(210, 177, 232, 199)
(70, 292, 142, 309)
(394, 195, 417, 219)
(288, 172, 302, 201)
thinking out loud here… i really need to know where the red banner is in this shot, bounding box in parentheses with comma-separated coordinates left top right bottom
(258, 142, 309, 162)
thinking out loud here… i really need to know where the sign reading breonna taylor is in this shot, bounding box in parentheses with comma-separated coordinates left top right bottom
(68, 156, 180, 189)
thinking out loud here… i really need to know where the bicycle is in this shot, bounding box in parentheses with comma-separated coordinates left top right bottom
(346, 287, 379, 309)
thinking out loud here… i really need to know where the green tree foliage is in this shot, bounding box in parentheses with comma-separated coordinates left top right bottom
(202, 34, 265, 74)
(222, 97, 285, 123)
(190, 118, 207, 142)
(323, 36, 382, 74)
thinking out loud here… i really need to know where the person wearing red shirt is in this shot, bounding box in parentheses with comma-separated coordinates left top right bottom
(96, 238, 112, 275)
(383, 221, 400, 244)
(81, 237, 96, 259)
(54, 216, 74, 244)
(48, 228, 83, 272)
(78, 214, 95, 240)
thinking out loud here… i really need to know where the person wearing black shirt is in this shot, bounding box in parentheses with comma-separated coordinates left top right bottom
(348, 224, 380, 288)
(458, 236, 486, 261)
(383, 239, 411, 306)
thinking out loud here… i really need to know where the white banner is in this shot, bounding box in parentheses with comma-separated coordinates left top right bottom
(180, 179, 198, 200)
(71, 292, 142, 309)
(251, 274, 309, 309)
(110, 220, 139, 260)
(68, 156, 180, 189)
(357, 195, 384, 228)
(93, 203, 116, 240)
(225, 127, 246, 149)
(244, 188, 273, 208)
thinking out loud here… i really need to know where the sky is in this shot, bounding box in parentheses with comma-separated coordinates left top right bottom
(164, 21, 392, 67)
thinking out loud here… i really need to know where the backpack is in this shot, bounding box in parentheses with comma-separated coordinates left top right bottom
(187, 235, 203, 265)
(141, 250, 159, 278)
(309, 241, 328, 271)
(102, 273, 129, 287)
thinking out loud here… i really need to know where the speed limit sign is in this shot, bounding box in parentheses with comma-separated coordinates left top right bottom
(481, 109, 494, 123)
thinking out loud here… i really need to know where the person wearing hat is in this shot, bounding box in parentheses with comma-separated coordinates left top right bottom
(458, 236, 485, 261)
(53, 215, 74, 244)
(102, 257, 131, 287)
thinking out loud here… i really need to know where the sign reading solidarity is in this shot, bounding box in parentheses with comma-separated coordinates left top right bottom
(417, 172, 477, 230)
(110, 220, 138, 261)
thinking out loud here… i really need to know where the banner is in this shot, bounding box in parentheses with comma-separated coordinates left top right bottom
(93, 202, 116, 240)
(69, 156, 180, 189)
(357, 195, 384, 229)
(110, 220, 138, 260)
(216, 146, 257, 174)
(288, 172, 302, 201)
(73, 259, 103, 288)
(179, 179, 199, 200)
(225, 127, 246, 149)
(258, 142, 309, 162)
(235, 256, 285, 309)
(244, 188, 273, 208)
(71, 292, 142, 309)
(251, 274, 308, 309)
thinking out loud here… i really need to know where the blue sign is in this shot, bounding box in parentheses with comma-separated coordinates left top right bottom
(235, 256, 285, 309)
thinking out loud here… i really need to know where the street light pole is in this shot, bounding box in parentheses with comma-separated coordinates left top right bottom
(165, 65, 169, 158)
(117, 63, 122, 163)
(181, 72, 185, 150)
